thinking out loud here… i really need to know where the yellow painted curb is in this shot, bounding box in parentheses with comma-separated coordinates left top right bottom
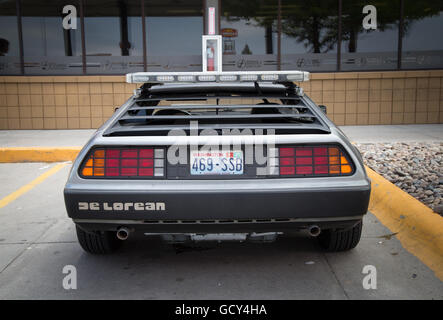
(366, 166, 443, 281)
(0, 147, 81, 163)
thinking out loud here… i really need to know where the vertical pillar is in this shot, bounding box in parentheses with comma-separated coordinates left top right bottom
(337, 0, 342, 71)
(205, 0, 219, 35)
(277, 0, 281, 70)
(79, 0, 86, 74)
(397, 0, 404, 70)
(16, 0, 24, 75)
(118, 0, 130, 56)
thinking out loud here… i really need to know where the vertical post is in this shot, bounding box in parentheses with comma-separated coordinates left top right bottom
(141, 0, 147, 71)
(218, 0, 221, 36)
(277, 0, 281, 71)
(203, 0, 206, 35)
(208, 7, 216, 35)
(265, 26, 273, 54)
(118, 0, 129, 56)
(63, 27, 73, 56)
(337, 0, 342, 71)
(205, 0, 219, 35)
(79, 0, 86, 74)
(16, 0, 24, 75)
(397, 0, 404, 70)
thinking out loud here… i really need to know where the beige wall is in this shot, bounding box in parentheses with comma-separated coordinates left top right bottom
(0, 70, 442, 129)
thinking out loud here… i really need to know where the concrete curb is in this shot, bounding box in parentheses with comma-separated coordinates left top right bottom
(0, 147, 441, 279)
(0, 147, 81, 163)
(366, 167, 443, 281)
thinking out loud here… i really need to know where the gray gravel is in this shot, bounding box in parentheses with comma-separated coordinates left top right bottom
(355, 142, 443, 215)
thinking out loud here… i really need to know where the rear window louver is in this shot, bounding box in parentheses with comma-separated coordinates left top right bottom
(104, 91, 330, 136)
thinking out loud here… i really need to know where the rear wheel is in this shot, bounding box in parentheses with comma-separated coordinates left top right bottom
(75, 225, 121, 254)
(317, 220, 362, 252)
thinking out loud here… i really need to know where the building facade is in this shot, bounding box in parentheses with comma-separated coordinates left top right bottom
(0, 0, 442, 129)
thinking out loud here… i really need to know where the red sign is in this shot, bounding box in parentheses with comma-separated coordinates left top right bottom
(221, 28, 238, 38)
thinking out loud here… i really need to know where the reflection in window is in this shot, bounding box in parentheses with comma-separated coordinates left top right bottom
(340, 0, 400, 71)
(220, 0, 338, 72)
(145, 0, 203, 71)
(221, 0, 276, 56)
(220, 18, 274, 56)
(221, 0, 277, 71)
(402, 1, 443, 69)
(84, 0, 143, 74)
(21, 0, 83, 74)
(281, 0, 338, 71)
(281, 0, 338, 54)
(0, 0, 20, 75)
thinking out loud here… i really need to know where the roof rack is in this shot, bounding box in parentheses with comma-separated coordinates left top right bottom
(126, 70, 310, 84)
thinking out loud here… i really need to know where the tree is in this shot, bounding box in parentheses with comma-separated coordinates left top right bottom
(221, 0, 443, 54)
(241, 43, 253, 54)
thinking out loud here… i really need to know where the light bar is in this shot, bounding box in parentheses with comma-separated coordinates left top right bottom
(126, 70, 310, 84)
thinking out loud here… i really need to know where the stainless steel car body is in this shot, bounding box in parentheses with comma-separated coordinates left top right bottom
(66, 93, 369, 191)
(64, 82, 371, 235)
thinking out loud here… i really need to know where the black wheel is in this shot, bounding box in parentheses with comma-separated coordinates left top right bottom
(75, 225, 122, 254)
(317, 220, 363, 252)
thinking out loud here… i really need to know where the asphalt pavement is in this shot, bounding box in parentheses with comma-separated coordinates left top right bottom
(0, 162, 442, 299)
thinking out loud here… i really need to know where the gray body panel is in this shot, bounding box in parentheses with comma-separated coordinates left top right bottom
(64, 83, 371, 232)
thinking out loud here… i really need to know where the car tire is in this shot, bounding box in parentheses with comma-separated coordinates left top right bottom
(317, 220, 362, 252)
(75, 225, 121, 254)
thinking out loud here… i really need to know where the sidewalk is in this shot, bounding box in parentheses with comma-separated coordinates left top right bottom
(0, 124, 442, 147)
(340, 124, 443, 143)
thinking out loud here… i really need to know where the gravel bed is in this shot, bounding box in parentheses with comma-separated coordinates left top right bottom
(355, 142, 443, 215)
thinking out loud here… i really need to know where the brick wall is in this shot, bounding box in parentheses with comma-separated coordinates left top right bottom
(296, 70, 443, 125)
(0, 76, 136, 129)
(0, 70, 442, 129)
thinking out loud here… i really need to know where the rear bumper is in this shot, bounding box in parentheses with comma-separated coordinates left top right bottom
(64, 185, 370, 233)
(74, 218, 363, 234)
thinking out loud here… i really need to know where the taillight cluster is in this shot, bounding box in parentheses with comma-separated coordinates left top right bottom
(269, 145, 353, 177)
(80, 147, 165, 178)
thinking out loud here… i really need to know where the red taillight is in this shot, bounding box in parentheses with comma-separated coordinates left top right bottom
(273, 145, 353, 177)
(80, 147, 165, 178)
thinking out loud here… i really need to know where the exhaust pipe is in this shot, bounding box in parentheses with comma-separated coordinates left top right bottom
(116, 227, 130, 240)
(308, 225, 321, 237)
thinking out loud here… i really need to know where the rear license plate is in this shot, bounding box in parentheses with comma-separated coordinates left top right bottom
(190, 150, 244, 175)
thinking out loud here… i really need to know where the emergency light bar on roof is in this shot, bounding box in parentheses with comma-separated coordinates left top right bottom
(126, 70, 310, 84)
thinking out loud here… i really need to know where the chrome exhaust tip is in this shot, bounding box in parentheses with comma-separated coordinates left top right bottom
(308, 225, 321, 237)
(116, 227, 130, 240)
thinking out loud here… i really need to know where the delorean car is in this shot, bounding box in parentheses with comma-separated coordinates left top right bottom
(64, 71, 371, 254)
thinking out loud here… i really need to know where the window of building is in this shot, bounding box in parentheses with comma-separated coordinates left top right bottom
(280, 0, 339, 72)
(340, 0, 400, 71)
(21, 0, 83, 75)
(401, 1, 443, 69)
(84, 0, 143, 74)
(0, 0, 21, 75)
(220, 0, 339, 72)
(221, 0, 278, 71)
(144, 0, 203, 72)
